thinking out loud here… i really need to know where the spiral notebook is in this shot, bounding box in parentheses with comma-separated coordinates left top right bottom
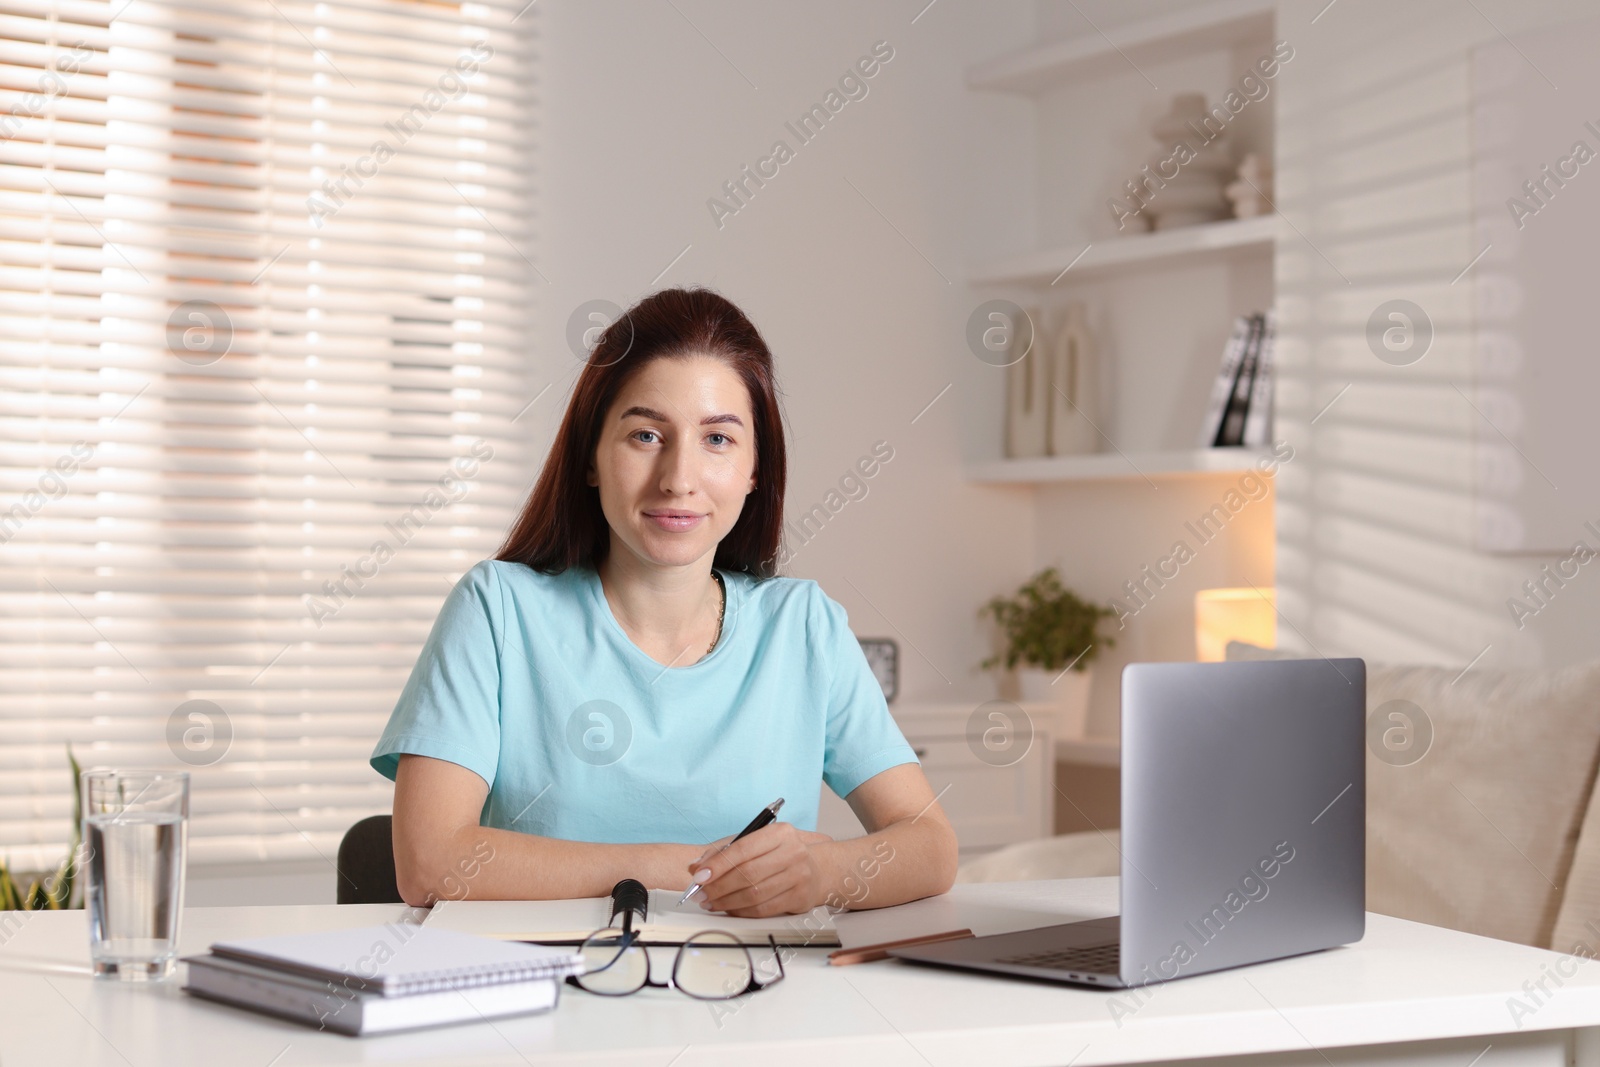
(425, 891, 840, 947)
(207, 923, 584, 996)
(184, 952, 562, 1036)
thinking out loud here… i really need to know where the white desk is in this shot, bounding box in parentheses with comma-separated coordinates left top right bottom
(5, 879, 1600, 1066)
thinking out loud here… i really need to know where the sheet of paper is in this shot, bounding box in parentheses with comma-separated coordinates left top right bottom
(424, 892, 838, 946)
(832, 877, 1121, 949)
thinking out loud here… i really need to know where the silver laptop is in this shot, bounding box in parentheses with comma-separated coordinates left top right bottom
(892, 657, 1366, 988)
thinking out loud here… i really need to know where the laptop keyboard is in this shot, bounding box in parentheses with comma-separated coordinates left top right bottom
(998, 943, 1120, 974)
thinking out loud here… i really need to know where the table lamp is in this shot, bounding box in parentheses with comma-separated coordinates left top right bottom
(1195, 586, 1276, 662)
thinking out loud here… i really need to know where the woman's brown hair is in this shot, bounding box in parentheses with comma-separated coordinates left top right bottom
(496, 287, 787, 578)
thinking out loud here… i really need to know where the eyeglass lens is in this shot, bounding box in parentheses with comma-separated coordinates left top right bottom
(673, 931, 754, 1000)
(575, 928, 650, 996)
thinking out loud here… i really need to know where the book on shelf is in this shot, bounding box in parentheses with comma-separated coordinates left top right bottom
(1241, 309, 1276, 447)
(1198, 315, 1254, 448)
(1215, 313, 1262, 447)
(1200, 312, 1271, 448)
(182, 923, 584, 1036)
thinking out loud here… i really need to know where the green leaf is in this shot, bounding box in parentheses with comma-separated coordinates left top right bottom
(0, 860, 20, 911)
(62, 744, 83, 909)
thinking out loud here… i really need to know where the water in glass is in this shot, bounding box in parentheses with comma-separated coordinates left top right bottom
(82, 771, 188, 980)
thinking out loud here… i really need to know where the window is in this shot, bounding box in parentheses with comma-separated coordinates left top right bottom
(0, 0, 534, 869)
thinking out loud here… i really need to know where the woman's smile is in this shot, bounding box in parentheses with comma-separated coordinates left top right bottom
(644, 508, 707, 532)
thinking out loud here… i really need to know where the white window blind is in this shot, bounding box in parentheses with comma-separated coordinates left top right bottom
(0, 0, 534, 870)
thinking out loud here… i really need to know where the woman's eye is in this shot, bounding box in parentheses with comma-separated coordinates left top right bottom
(633, 430, 658, 444)
(707, 432, 730, 447)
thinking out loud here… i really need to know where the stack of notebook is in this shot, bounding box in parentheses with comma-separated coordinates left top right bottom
(183, 924, 585, 1036)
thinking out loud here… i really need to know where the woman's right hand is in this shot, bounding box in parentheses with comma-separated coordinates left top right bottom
(688, 829, 833, 868)
(678, 831, 832, 883)
(664, 830, 832, 895)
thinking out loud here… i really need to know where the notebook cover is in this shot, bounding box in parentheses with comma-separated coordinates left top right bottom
(208, 922, 583, 995)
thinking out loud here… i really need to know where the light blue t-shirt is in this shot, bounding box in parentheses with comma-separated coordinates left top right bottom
(370, 559, 918, 844)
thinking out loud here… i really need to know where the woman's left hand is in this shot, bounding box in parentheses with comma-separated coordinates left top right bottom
(687, 824, 832, 917)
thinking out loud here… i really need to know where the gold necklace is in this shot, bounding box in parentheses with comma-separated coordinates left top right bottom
(707, 569, 725, 654)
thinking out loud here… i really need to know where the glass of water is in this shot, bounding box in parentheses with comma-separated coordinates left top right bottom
(82, 770, 189, 980)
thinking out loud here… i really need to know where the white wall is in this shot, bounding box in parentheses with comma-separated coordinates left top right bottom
(533, 1, 1039, 704)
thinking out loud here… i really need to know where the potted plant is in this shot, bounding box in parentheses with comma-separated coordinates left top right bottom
(0, 747, 84, 913)
(979, 567, 1114, 739)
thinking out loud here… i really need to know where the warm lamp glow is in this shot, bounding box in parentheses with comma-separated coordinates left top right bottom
(1195, 587, 1276, 662)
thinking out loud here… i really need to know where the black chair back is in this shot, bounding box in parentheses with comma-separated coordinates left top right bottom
(336, 814, 403, 905)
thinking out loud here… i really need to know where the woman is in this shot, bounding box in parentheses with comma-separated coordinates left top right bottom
(372, 287, 958, 917)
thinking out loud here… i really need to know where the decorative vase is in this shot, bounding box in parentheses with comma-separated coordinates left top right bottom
(1003, 303, 1048, 458)
(1013, 665, 1093, 740)
(1225, 152, 1273, 218)
(1145, 93, 1233, 230)
(1046, 301, 1098, 456)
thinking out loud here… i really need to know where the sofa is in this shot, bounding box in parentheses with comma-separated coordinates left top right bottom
(956, 641, 1600, 953)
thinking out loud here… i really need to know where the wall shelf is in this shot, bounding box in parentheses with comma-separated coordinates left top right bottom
(966, 448, 1271, 486)
(956, 3, 1281, 711)
(969, 215, 1274, 287)
(966, 0, 1274, 95)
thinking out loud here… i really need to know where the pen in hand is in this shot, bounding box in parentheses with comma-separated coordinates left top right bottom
(679, 798, 785, 905)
